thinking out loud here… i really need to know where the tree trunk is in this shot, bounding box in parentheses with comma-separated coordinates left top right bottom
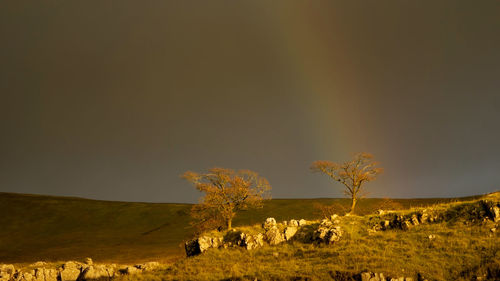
(349, 197, 357, 214)
(227, 218, 232, 230)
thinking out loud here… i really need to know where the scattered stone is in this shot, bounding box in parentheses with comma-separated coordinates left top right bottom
(185, 238, 202, 256)
(59, 262, 81, 281)
(242, 233, 264, 250)
(314, 220, 343, 244)
(411, 214, 420, 225)
(284, 226, 298, 241)
(428, 234, 436, 240)
(263, 218, 277, 230)
(265, 226, 285, 245)
(30, 262, 46, 268)
(198, 236, 215, 252)
(81, 265, 115, 280)
(298, 219, 307, 226)
(84, 258, 93, 266)
(34, 268, 58, 281)
(0, 265, 15, 281)
(361, 272, 372, 281)
(19, 272, 35, 281)
(289, 219, 299, 227)
(492, 206, 500, 222)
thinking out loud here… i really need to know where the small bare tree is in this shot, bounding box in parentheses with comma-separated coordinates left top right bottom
(311, 153, 383, 214)
(182, 167, 271, 230)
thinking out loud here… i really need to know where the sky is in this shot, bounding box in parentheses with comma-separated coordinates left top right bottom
(1, 1, 499, 203)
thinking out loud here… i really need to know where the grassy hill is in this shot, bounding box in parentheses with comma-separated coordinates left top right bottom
(117, 192, 500, 281)
(0, 192, 482, 264)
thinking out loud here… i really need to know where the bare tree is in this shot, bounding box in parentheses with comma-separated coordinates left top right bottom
(311, 153, 383, 214)
(182, 167, 271, 230)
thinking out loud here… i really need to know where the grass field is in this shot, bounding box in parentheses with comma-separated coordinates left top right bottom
(0, 192, 482, 265)
(115, 193, 500, 281)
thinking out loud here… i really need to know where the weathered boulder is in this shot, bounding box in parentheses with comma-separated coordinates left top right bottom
(289, 219, 299, 227)
(59, 262, 81, 281)
(263, 218, 277, 230)
(411, 214, 420, 225)
(185, 235, 224, 256)
(284, 226, 298, 241)
(198, 236, 215, 252)
(313, 220, 343, 244)
(15, 271, 34, 281)
(361, 272, 372, 281)
(0, 264, 15, 281)
(492, 205, 500, 222)
(81, 265, 115, 280)
(84, 258, 93, 266)
(33, 268, 58, 281)
(241, 233, 264, 250)
(185, 238, 202, 256)
(264, 227, 285, 245)
(298, 219, 307, 226)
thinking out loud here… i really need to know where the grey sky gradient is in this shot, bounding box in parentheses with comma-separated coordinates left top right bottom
(1, 1, 499, 203)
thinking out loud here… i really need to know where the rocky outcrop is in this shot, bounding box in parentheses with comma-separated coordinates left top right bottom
(33, 268, 58, 281)
(359, 271, 424, 281)
(0, 259, 163, 281)
(81, 264, 115, 280)
(371, 199, 500, 233)
(240, 233, 264, 250)
(59, 262, 81, 281)
(185, 217, 340, 256)
(0, 265, 15, 281)
(313, 219, 343, 244)
(284, 226, 298, 241)
(264, 226, 285, 245)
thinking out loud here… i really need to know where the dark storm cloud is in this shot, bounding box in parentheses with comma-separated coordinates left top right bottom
(1, 1, 499, 202)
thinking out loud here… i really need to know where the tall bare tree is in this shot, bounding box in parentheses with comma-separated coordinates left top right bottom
(182, 167, 271, 230)
(311, 153, 383, 214)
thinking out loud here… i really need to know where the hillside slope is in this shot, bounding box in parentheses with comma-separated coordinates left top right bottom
(117, 192, 500, 281)
(0, 192, 481, 264)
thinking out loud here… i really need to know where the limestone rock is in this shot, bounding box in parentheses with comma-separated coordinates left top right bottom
(81, 265, 115, 280)
(264, 227, 285, 245)
(84, 258, 93, 266)
(30, 262, 46, 267)
(242, 233, 264, 250)
(492, 205, 500, 222)
(59, 262, 81, 281)
(298, 219, 307, 226)
(361, 272, 372, 281)
(33, 268, 58, 281)
(411, 214, 420, 225)
(198, 236, 214, 252)
(0, 264, 15, 281)
(284, 226, 298, 241)
(289, 219, 299, 227)
(15, 271, 34, 281)
(263, 218, 277, 230)
(185, 238, 201, 256)
(314, 220, 343, 244)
